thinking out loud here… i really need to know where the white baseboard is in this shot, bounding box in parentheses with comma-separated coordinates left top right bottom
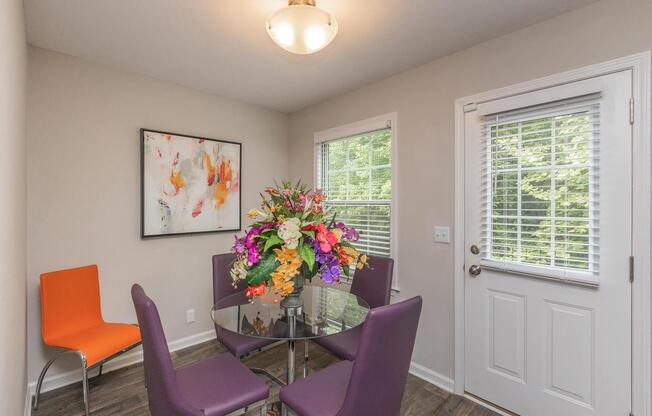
(408, 361, 455, 392)
(24, 384, 32, 416)
(26, 329, 216, 398)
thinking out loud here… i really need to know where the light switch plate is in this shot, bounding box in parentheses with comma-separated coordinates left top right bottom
(434, 226, 450, 243)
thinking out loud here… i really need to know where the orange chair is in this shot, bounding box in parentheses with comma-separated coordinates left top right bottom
(33, 265, 142, 415)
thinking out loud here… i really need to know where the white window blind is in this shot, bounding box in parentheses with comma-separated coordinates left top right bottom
(316, 127, 392, 258)
(481, 95, 600, 280)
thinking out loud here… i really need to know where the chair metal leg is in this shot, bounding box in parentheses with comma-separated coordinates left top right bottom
(33, 342, 140, 415)
(32, 350, 91, 415)
(303, 340, 309, 378)
(78, 352, 90, 416)
(32, 355, 62, 410)
(249, 367, 287, 386)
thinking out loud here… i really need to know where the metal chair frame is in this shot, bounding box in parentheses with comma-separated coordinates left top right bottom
(32, 341, 142, 416)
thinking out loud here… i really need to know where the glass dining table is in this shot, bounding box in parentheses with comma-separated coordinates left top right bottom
(211, 284, 370, 414)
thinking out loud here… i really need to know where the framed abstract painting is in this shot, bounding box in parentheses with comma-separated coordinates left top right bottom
(140, 129, 242, 238)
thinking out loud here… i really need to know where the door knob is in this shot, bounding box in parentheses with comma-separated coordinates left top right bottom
(469, 265, 482, 277)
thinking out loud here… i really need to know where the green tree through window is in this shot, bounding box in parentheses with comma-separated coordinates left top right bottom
(318, 128, 392, 258)
(487, 110, 596, 272)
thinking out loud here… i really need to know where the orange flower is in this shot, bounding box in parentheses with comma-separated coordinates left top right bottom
(338, 246, 359, 265)
(245, 283, 266, 298)
(311, 190, 325, 204)
(271, 247, 302, 296)
(337, 247, 348, 265)
(357, 254, 368, 269)
(275, 247, 301, 266)
(271, 271, 295, 296)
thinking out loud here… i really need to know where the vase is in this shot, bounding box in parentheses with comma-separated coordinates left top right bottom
(280, 273, 305, 310)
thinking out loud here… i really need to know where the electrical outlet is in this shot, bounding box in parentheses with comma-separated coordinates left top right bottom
(186, 309, 195, 324)
(433, 226, 450, 243)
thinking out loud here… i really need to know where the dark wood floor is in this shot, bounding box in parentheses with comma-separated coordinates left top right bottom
(32, 339, 498, 416)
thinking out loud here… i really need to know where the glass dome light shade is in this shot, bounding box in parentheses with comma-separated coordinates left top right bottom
(266, 3, 338, 55)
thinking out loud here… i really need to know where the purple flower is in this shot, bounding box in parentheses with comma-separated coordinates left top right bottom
(321, 258, 341, 284)
(335, 222, 359, 241)
(233, 236, 246, 254)
(316, 252, 330, 264)
(312, 238, 332, 265)
(345, 227, 359, 241)
(240, 223, 275, 266)
(247, 250, 260, 265)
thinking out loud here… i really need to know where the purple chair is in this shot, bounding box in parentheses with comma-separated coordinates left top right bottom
(314, 255, 394, 360)
(280, 296, 422, 416)
(131, 284, 269, 416)
(213, 253, 275, 359)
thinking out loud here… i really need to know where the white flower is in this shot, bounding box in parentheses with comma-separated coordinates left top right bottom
(284, 237, 299, 250)
(278, 217, 302, 248)
(230, 258, 249, 283)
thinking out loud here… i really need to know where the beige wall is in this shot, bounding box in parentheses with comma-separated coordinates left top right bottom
(288, 0, 652, 380)
(26, 47, 289, 383)
(0, 0, 27, 413)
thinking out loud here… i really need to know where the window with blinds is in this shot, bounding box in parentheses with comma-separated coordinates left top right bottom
(481, 97, 600, 277)
(316, 127, 392, 258)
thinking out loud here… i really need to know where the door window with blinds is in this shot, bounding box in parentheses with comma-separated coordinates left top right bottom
(481, 96, 600, 281)
(315, 121, 394, 260)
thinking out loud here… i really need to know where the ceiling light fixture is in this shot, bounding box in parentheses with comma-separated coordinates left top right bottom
(266, 0, 338, 55)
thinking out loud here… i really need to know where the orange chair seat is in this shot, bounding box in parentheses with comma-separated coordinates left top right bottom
(45, 322, 141, 367)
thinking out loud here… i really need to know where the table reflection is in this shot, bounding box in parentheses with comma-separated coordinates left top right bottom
(212, 285, 370, 341)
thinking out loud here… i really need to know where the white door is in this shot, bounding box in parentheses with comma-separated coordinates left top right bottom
(464, 71, 632, 416)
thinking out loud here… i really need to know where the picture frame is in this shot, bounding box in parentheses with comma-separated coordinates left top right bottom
(140, 128, 242, 238)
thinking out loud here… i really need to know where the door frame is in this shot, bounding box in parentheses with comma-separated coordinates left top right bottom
(453, 52, 651, 416)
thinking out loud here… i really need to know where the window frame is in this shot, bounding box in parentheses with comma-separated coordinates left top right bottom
(314, 112, 399, 291)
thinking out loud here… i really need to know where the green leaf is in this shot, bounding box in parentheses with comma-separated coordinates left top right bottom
(298, 239, 316, 272)
(302, 230, 316, 239)
(327, 213, 337, 228)
(301, 262, 319, 280)
(246, 252, 279, 285)
(263, 234, 282, 252)
(342, 265, 351, 277)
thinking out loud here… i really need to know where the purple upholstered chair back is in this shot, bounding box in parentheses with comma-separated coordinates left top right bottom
(212, 253, 239, 303)
(337, 296, 422, 416)
(131, 284, 202, 416)
(212, 253, 238, 339)
(350, 255, 394, 309)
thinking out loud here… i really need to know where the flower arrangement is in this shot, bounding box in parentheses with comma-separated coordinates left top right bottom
(230, 181, 367, 300)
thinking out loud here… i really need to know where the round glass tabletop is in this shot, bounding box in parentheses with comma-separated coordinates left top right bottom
(211, 285, 370, 341)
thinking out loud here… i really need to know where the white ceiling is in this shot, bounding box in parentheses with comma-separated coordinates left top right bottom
(25, 0, 597, 113)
